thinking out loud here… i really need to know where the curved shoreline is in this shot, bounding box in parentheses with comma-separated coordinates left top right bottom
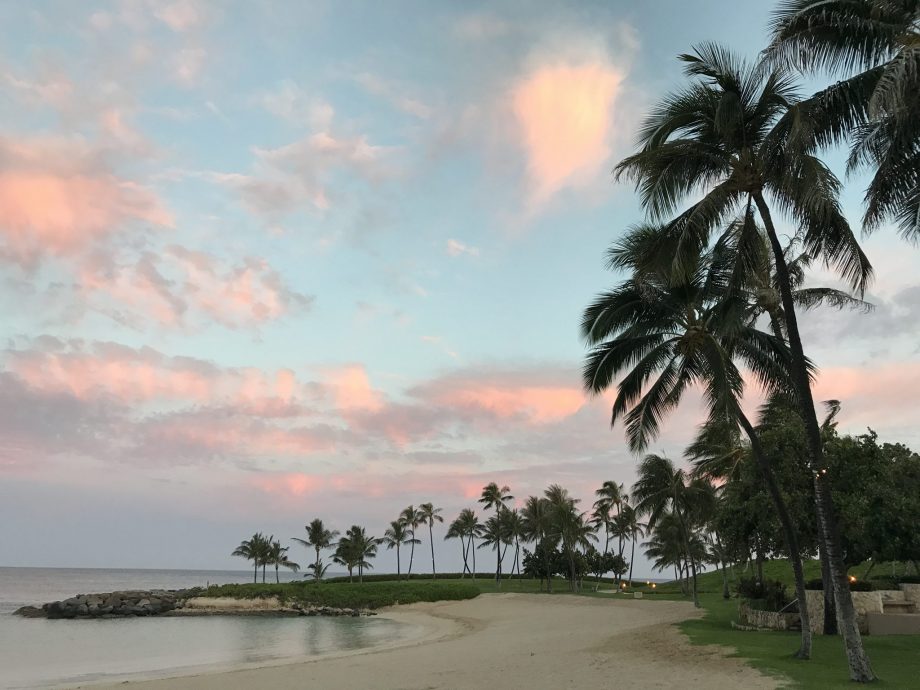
(89, 594, 779, 690)
(82, 601, 461, 688)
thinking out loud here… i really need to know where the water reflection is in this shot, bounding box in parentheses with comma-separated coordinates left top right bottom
(1, 615, 413, 689)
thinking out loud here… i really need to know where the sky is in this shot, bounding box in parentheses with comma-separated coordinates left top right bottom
(2, 1, 918, 576)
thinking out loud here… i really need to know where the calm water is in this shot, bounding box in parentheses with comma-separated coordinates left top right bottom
(0, 567, 414, 689)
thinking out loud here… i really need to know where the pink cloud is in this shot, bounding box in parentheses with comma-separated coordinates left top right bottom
(512, 62, 623, 204)
(0, 136, 172, 266)
(155, 1, 205, 32)
(5, 340, 307, 414)
(324, 365, 384, 413)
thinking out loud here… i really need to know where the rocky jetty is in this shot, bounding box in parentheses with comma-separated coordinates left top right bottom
(14, 589, 196, 619)
(14, 590, 376, 619)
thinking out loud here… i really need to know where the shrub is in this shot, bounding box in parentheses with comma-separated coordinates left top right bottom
(737, 578, 789, 611)
(804, 578, 824, 590)
(201, 580, 480, 610)
(897, 575, 920, 585)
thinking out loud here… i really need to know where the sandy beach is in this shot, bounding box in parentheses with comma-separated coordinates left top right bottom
(101, 593, 779, 690)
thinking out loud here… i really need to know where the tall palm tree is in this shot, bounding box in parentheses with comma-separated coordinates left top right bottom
(418, 503, 444, 577)
(479, 483, 513, 581)
(521, 496, 556, 592)
(292, 519, 340, 582)
(477, 512, 512, 586)
(445, 509, 480, 578)
(619, 502, 646, 587)
(382, 519, 416, 580)
(266, 540, 300, 584)
(593, 481, 624, 556)
(611, 45, 873, 676)
(232, 533, 265, 583)
(766, 0, 920, 241)
(504, 508, 525, 578)
(582, 230, 815, 648)
(399, 505, 423, 577)
(333, 525, 378, 583)
(544, 484, 595, 591)
(631, 455, 711, 607)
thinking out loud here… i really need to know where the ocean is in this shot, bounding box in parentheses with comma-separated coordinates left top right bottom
(0, 567, 413, 689)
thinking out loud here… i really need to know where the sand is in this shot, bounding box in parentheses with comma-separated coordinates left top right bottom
(98, 593, 779, 689)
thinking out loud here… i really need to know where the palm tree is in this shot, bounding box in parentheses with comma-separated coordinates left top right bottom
(544, 484, 595, 591)
(522, 496, 556, 592)
(477, 512, 512, 586)
(292, 519, 340, 582)
(608, 44, 876, 670)
(504, 508, 525, 578)
(593, 481, 624, 556)
(631, 455, 709, 607)
(399, 505, 423, 577)
(267, 539, 300, 583)
(766, 0, 920, 241)
(479, 483, 513, 582)
(418, 503, 444, 577)
(446, 509, 480, 578)
(382, 519, 417, 580)
(582, 229, 815, 649)
(232, 533, 265, 583)
(619, 502, 646, 588)
(333, 525, 378, 583)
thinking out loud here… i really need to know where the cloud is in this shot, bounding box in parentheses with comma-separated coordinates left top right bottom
(446, 238, 480, 257)
(354, 73, 432, 119)
(77, 245, 314, 330)
(324, 365, 384, 413)
(174, 48, 207, 86)
(512, 61, 623, 204)
(260, 80, 334, 129)
(0, 136, 172, 267)
(453, 13, 510, 41)
(154, 1, 206, 32)
(215, 130, 390, 222)
(5, 339, 308, 412)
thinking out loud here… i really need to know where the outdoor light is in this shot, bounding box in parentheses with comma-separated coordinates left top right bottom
(849, 575, 857, 583)
(651, 583, 657, 589)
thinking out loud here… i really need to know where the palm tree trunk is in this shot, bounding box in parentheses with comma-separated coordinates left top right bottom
(275, 565, 280, 584)
(262, 564, 266, 584)
(460, 535, 468, 578)
(429, 523, 436, 578)
(755, 192, 873, 681)
(673, 503, 699, 607)
(253, 561, 258, 583)
(408, 537, 415, 577)
(396, 544, 401, 580)
(471, 534, 476, 580)
(628, 534, 636, 588)
(315, 546, 321, 582)
(738, 410, 812, 658)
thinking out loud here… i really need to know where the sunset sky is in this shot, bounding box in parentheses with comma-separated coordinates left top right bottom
(3, 1, 918, 574)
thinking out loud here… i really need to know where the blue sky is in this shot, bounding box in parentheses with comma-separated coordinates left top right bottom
(1, 0, 917, 574)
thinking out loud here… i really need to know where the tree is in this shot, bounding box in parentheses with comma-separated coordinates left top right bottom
(292, 519, 340, 583)
(267, 539, 300, 584)
(399, 505, 423, 577)
(610, 44, 874, 676)
(545, 484, 596, 591)
(382, 519, 417, 580)
(522, 496, 556, 592)
(446, 509, 481, 578)
(581, 226, 815, 653)
(766, 0, 920, 241)
(504, 508, 525, 578)
(418, 503, 444, 577)
(479, 483, 513, 582)
(477, 512, 512, 585)
(232, 533, 267, 583)
(618, 502, 646, 587)
(334, 525, 379, 583)
(593, 481, 624, 556)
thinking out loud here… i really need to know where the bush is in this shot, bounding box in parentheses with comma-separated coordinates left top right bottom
(897, 575, 920, 584)
(737, 578, 789, 611)
(804, 578, 824, 590)
(201, 580, 480, 609)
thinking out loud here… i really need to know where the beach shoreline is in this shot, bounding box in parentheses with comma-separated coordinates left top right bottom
(91, 593, 779, 690)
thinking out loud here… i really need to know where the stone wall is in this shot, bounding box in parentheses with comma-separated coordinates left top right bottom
(901, 584, 920, 607)
(803, 590, 883, 634)
(738, 601, 799, 630)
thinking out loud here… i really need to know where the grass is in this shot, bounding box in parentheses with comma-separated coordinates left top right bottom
(201, 580, 480, 609)
(680, 593, 920, 688)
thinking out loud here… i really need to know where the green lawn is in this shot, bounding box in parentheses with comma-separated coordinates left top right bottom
(680, 593, 920, 688)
